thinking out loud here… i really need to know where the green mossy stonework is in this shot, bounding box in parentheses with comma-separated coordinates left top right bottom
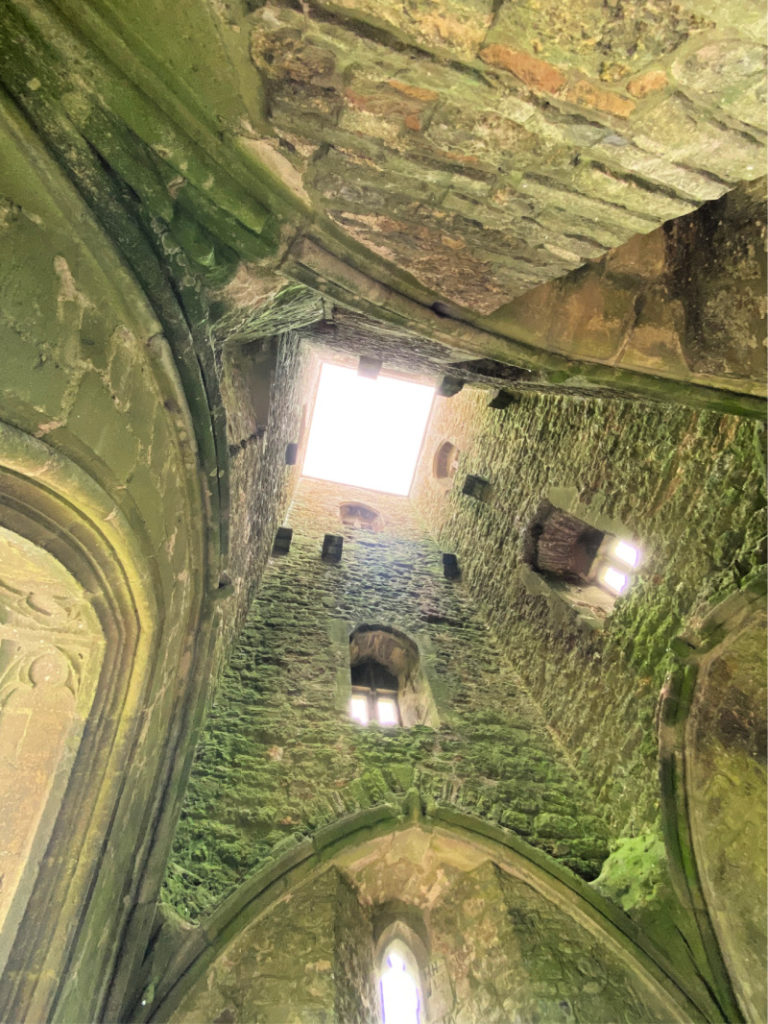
(164, 480, 610, 921)
(413, 388, 766, 838)
(0, 0, 765, 1020)
(172, 868, 343, 1024)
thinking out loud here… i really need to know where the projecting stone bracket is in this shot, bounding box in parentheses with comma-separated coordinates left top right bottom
(272, 527, 293, 556)
(321, 534, 343, 562)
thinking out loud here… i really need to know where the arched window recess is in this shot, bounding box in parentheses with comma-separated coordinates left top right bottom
(523, 501, 643, 612)
(374, 908, 431, 1024)
(432, 441, 459, 490)
(339, 501, 384, 532)
(348, 626, 439, 729)
(380, 939, 423, 1024)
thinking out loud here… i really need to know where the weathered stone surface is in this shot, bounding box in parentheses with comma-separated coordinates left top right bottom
(164, 480, 610, 921)
(485, 179, 767, 394)
(687, 609, 767, 1022)
(0, 2, 764, 1020)
(412, 386, 766, 836)
(243, 0, 765, 313)
(172, 869, 345, 1023)
(168, 828, 698, 1024)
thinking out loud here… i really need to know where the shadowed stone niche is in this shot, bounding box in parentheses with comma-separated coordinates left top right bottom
(0, 526, 104, 974)
(432, 441, 460, 490)
(340, 502, 384, 532)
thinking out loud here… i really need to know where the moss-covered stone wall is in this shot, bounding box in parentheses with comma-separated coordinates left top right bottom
(412, 388, 766, 837)
(163, 478, 611, 922)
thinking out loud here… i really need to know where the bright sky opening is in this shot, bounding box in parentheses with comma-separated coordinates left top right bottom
(302, 363, 434, 495)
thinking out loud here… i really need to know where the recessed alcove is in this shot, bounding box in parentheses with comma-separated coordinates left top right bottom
(340, 501, 384, 532)
(0, 526, 105, 974)
(432, 441, 460, 490)
(522, 500, 643, 618)
(349, 626, 439, 728)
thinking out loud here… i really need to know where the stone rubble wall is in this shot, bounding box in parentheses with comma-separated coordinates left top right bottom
(248, 0, 765, 314)
(412, 386, 766, 835)
(163, 479, 610, 922)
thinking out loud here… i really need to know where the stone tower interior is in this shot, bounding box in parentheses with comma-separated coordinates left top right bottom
(0, 1, 765, 1021)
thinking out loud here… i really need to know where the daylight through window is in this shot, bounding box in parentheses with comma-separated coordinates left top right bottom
(302, 363, 434, 495)
(349, 659, 400, 726)
(380, 943, 422, 1024)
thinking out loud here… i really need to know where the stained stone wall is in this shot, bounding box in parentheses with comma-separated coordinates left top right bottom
(3, 0, 763, 417)
(162, 478, 611, 922)
(686, 603, 767, 1022)
(171, 869, 342, 1024)
(486, 178, 767, 393)
(430, 862, 681, 1023)
(0, 82, 311, 1020)
(216, 331, 315, 621)
(412, 386, 766, 838)
(248, 0, 765, 313)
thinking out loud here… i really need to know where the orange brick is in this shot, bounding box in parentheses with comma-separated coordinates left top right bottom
(479, 45, 565, 94)
(387, 79, 439, 103)
(627, 69, 669, 99)
(565, 80, 635, 119)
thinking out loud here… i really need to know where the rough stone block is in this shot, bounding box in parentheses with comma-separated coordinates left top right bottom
(357, 356, 382, 379)
(437, 376, 464, 398)
(488, 390, 516, 410)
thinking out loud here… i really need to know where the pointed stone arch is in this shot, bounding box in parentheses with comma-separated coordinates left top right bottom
(142, 809, 718, 1024)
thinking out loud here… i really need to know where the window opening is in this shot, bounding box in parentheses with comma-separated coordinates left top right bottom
(302, 363, 434, 495)
(348, 626, 439, 729)
(524, 501, 642, 609)
(433, 441, 460, 485)
(350, 659, 401, 726)
(380, 942, 422, 1024)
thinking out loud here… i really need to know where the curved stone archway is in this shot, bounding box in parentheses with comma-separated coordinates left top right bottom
(659, 587, 767, 1024)
(0, 524, 105, 976)
(0, 83, 210, 1021)
(141, 809, 716, 1024)
(0, 426, 152, 1022)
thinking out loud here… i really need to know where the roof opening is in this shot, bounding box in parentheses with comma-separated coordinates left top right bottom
(302, 363, 434, 496)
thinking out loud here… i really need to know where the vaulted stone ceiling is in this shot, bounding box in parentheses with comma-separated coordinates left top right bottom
(249, 0, 765, 312)
(1, 0, 764, 413)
